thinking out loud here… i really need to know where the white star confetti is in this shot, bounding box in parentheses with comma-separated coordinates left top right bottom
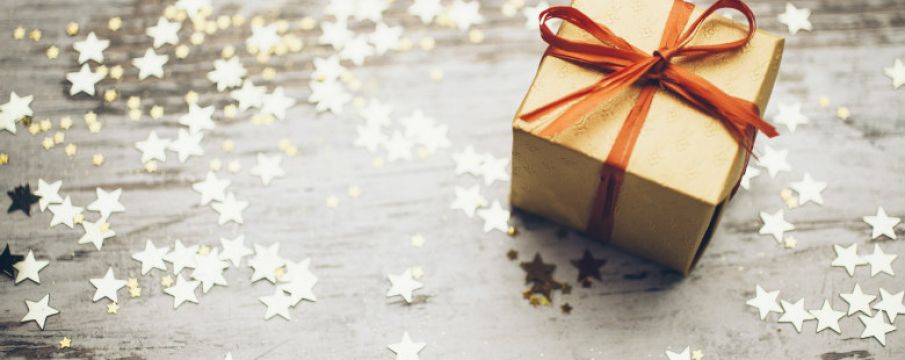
(193, 172, 231, 205)
(248, 243, 285, 284)
(260, 87, 296, 120)
(477, 200, 510, 233)
(388, 332, 426, 360)
(135, 131, 171, 163)
(131, 239, 169, 275)
(873, 288, 905, 323)
(163, 274, 200, 309)
(219, 235, 253, 267)
(480, 154, 510, 185)
(409, 0, 443, 24)
(858, 312, 896, 346)
(447, 0, 484, 31)
(831, 243, 867, 276)
(208, 57, 247, 92)
(259, 287, 293, 320)
(840, 283, 876, 316)
(863, 244, 896, 277)
(168, 129, 205, 162)
(73, 32, 109, 64)
(34, 179, 63, 212)
(387, 268, 423, 303)
(66, 64, 105, 96)
(78, 219, 115, 251)
(192, 248, 229, 293)
(777, 298, 815, 333)
(13, 250, 49, 284)
(756, 145, 790, 178)
(772, 102, 809, 132)
(231, 80, 266, 111)
(90, 267, 127, 302)
(164, 240, 199, 274)
(87, 187, 124, 220)
(863, 207, 900, 240)
(777, 3, 812, 35)
(132, 48, 169, 80)
(789, 173, 825, 206)
(211, 192, 248, 225)
(21, 294, 59, 330)
(758, 209, 794, 243)
(250, 153, 285, 185)
(884, 58, 905, 89)
(745, 284, 781, 320)
(146, 17, 181, 48)
(308, 80, 350, 114)
(665, 347, 690, 360)
(450, 185, 486, 217)
(48, 196, 83, 229)
(810, 299, 845, 334)
(179, 103, 216, 133)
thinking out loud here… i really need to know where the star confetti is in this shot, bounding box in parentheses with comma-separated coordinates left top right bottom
(6, 184, 40, 216)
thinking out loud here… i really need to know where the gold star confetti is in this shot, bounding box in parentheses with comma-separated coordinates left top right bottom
(40, 119, 52, 132)
(104, 89, 118, 103)
(299, 16, 317, 30)
(106, 302, 119, 314)
(420, 37, 436, 50)
(780, 188, 799, 209)
(73, 213, 85, 225)
(150, 105, 164, 119)
(836, 106, 850, 120)
(185, 91, 199, 105)
(84, 111, 98, 124)
(222, 139, 235, 153)
(59, 116, 72, 129)
(29, 123, 41, 135)
(127, 96, 141, 109)
(29, 29, 42, 42)
(53, 131, 64, 144)
(223, 104, 237, 118)
(469, 29, 485, 43)
(144, 160, 158, 173)
(430, 68, 444, 81)
(221, 45, 235, 58)
(274, 266, 286, 281)
(64, 143, 77, 157)
(326, 195, 339, 208)
(109, 65, 124, 80)
(46, 46, 59, 59)
(232, 14, 246, 27)
(92, 154, 105, 166)
(161, 275, 174, 288)
(88, 121, 102, 133)
(175, 45, 190, 59)
(0, 153, 8, 165)
(127, 278, 138, 288)
(129, 287, 142, 298)
(691, 349, 704, 360)
(216, 15, 231, 30)
(411, 234, 425, 248)
(128, 109, 142, 121)
(783, 236, 798, 249)
(209, 158, 222, 171)
(59, 337, 71, 349)
(42, 137, 55, 149)
(190, 32, 204, 45)
(65, 22, 79, 36)
(227, 160, 240, 173)
(411, 266, 424, 279)
(96, 65, 109, 78)
(197, 245, 211, 256)
(13, 26, 25, 40)
(108, 17, 122, 32)
(347, 185, 361, 198)
(262, 67, 276, 80)
(818, 96, 830, 108)
(507, 226, 519, 236)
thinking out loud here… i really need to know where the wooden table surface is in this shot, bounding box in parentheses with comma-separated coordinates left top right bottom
(1, 0, 903, 359)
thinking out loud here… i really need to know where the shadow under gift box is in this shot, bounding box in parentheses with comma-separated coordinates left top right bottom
(510, 0, 784, 274)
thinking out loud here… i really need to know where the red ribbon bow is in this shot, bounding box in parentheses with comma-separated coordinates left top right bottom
(519, 0, 779, 241)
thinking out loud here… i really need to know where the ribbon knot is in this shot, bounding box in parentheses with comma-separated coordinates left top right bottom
(517, 0, 780, 244)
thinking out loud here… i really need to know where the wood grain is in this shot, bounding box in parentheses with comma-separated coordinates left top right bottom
(0, 0, 904, 359)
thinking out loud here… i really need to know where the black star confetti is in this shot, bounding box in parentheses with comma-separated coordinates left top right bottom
(570, 249, 606, 287)
(0, 243, 24, 279)
(6, 184, 40, 216)
(519, 253, 555, 284)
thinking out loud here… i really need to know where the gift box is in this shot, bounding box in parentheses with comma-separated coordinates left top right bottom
(510, 0, 784, 274)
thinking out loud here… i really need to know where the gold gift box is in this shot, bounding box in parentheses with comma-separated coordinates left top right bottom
(510, 0, 784, 274)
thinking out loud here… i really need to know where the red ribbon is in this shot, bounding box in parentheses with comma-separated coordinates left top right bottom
(519, 0, 779, 242)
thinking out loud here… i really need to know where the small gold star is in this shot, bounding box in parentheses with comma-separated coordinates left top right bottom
(127, 278, 139, 288)
(468, 29, 485, 43)
(64, 144, 77, 157)
(299, 16, 317, 30)
(197, 245, 211, 256)
(818, 96, 830, 108)
(59, 116, 73, 129)
(209, 158, 222, 171)
(92, 153, 105, 166)
(59, 337, 71, 349)
(691, 349, 704, 360)
(109, 65, 124, 80)
(185, 91, 199, 105)
(0, 153, 8, 165)
(347, 185, 361, 198)
(66, 22, 80, 36)
(40, 118, 53, 132)
(410, 266, 424, 279)
(84, 111, 98, 124)
(108, 17, 122, 32)
(836, 106, 850, 120)
(232, 14, 246, 27)
(104, 89, 118, 103)
(42, 137, 55, 149)
(164, 5, 178, 19)
(129, 287, 142, 298)
(780, 188, 799, 209)
(127, 96, 141, 109)
(106, 302, 119, 314)
(73, 213, 85, 225)
(411, 234, 425, 248)
(13, 26, 25, 40)
(175, 44, 190, 59)
(326, 195, 339, 208)
(274, 266, 286, 281)
(223, 104, 237, 118)
(29, 123, 41, 135)
(190, 32, 204, 45)
(95, 65, 109, 78)
(128, 108, 142, 121)
(783, 236, 798, 249)
(222, 139, 235, 152)
(420, 37, 435, 50)
(216, 15, 231, 30)
(227, 160, 240, 173)
(144, 160, 158, 173)
(29, 29, 42, 42)
(150, 105, 164, 119)
(507, 226, 519, 236)
(261, 67, 276, 80)
(161, 275, 174, 288)
(46, 46, 59, 59)
(88, 121, 102, 133)
(53, 131, 64, 144)
(283, 145, 298, 156)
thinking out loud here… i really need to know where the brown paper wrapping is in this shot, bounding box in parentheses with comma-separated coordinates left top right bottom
(510, 0, 784, 274)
